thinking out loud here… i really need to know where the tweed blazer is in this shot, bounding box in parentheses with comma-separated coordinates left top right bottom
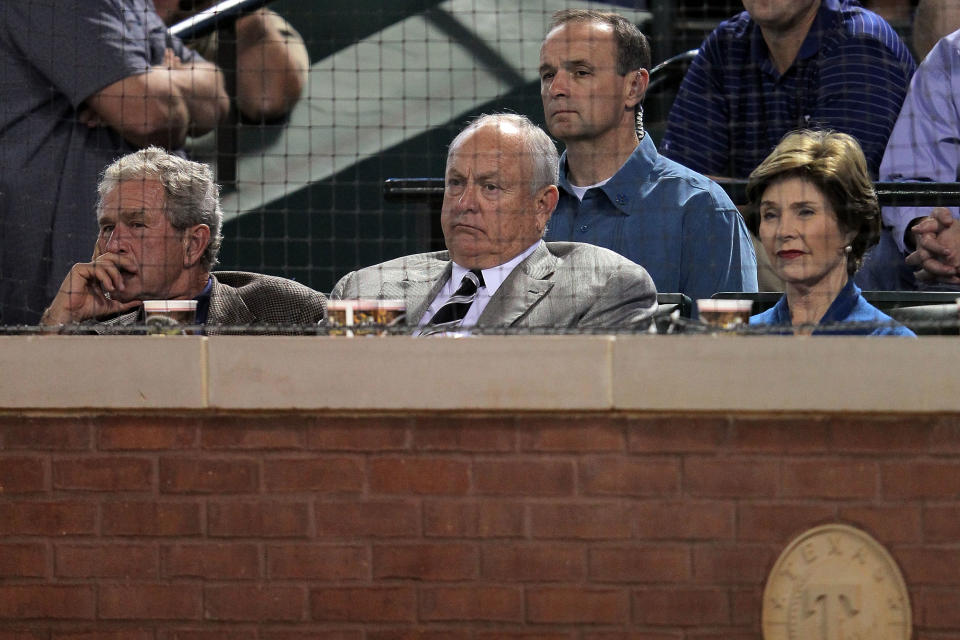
(330, 241, 657, 331)
(103, 271, 326, 334)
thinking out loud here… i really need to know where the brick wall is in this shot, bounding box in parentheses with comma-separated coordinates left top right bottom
(1, 412, 958, 638)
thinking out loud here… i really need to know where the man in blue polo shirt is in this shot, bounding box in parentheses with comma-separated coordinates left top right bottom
(539, 9, 757, 302)
(661, 0, 915, 179)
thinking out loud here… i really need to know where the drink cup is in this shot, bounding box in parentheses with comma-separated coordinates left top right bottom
(143, 300, 198, 335)
(697, 299, 753, 330)
(327, 299, 406, 336)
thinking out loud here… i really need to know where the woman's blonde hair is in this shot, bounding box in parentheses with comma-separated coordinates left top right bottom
(746, 130, 880, 276)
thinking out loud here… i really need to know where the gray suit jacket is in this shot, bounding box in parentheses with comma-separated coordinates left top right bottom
(102, 271, 327, 334)
(331, 241, 657, 331)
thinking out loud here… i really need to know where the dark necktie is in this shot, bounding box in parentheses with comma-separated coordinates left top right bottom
(423, 269, 484, 333)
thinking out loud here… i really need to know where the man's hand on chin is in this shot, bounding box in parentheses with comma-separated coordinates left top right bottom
(40, 254, 141, 326)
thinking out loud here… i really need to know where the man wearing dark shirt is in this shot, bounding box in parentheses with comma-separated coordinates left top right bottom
(662, 0, 915, 179)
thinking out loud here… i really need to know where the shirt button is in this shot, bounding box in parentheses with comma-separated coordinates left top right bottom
(615, 193, 628, 206)
(578, 225, 588, 232)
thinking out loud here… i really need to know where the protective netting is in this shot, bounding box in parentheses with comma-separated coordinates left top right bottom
(3, 0, 955, 336)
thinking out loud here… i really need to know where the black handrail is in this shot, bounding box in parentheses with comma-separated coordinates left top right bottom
(169, 0, 273, 40)
(384, 178, 960, 207)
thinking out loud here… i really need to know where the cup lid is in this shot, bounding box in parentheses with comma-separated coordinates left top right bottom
(696, 299, 754, 312)
(143, 299, 198, 312)
(328, 299, 405, 310)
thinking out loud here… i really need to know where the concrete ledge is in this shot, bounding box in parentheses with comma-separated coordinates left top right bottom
(0, 336, 207, 410)
(207, 335, 613, 410)
(1, 335, 956, 412)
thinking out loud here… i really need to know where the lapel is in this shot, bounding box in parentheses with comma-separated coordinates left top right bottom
(478, 242, 557, 327)
(405, 260, 453, 326)
(206, 276, 256, 329)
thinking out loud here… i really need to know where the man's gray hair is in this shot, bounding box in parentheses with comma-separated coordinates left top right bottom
(97, 146, 223, 270)
(448, 113, 559, 194)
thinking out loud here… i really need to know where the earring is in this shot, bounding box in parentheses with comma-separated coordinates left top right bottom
(844, 245, 852, 254)
(635, 104, 645, 142)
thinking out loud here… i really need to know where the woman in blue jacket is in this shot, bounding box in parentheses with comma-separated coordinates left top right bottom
(747, 130, 914, 336)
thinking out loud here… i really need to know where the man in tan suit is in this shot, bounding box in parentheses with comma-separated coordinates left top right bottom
(41, 147, 325, 331)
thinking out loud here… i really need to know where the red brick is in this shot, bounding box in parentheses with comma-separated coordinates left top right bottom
(268, 544, 368, 580)
(310, 587, 416, 622)
(55, 544, 155, 578)
(367, 632, 462, 640)
(628, 416, 728, 453)
(308, 418, 408, 451)
(369, 457, 469, 495)
(635, 501, 735, 540)
(918, 589, 960, 628)
(0, 502, 96, 536)
(419, 586, 522, 622)
(477, 634, 573, 640)
(373, 543, 477, 580)
(315, 501, 418, 538)
(0, 543, 46, 577)
(839, 505, 922, 543)
(632, 588, 729, 625)
(54, 632, 154, 640)
(589, 546, 689, 582)
(526, 587, 628, 624)
(1, 418, 91, 450)
(730, 416, 829, 453)
(53, 457, 152, 491)
(0, 585, 94, 619)
(156, 632, 256, 640)
(530, 503, 632, 539)
(482, 543, 585, 582)
(929, 416, 960, 453)
(829, 415, 933, 452)
(579, 456, 680, 496)
(98, 416, 198, 450)
(737, 504, 835, 542)
(781, 459, 876, 499)
(208, 501, 309, 538)
(423, 500, 524, 538)
(260, 633, 360, 640)
(684, 457, 778, 498)
(475, 460, 574, 496)
(201, 417, 307, 449)
(204, 585, 304, 621)
(264, 457, 363, 493)
(730, 588, 762, 626)
(412, 416, 515, 452)
(161, 543, 259, 579)
(925, 505, 960, 542)
(0, 632, 49, 640)
(882, 461, 960, 499)
(102, 501, 201, 536)
(896, 549, 960, 585)
(583, 634, 680, 640)
(0, 457, 46, 493)
(159, 458, 258, 494)
(692, 546, 774, 584)
(99, 584, 202, 620)
(519, 417, 625, 451)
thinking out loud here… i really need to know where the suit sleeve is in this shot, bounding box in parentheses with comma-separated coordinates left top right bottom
(577, 261, 658, 329)
(330, 272, 356, 300)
